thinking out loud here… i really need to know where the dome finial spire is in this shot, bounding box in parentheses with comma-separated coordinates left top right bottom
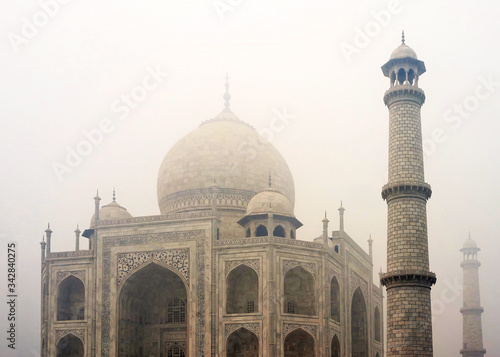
(268, 171, 272, 187)
(113, 187, 116, 202)
(224, 73, 231, 108)
(401, 30, 405, 45)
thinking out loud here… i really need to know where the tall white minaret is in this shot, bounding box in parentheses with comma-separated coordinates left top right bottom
(460, 234, 486, 357)
(379, 32, 436, 356)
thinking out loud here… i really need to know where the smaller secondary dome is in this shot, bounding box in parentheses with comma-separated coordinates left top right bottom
(463, 236, 478, 249)
(246, 187, 294, 217)
(390, 44, 418, 60)
(90, 200, 132, 227)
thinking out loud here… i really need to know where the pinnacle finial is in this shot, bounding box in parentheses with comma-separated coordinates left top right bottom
(368, 234, 373, 242)
(268, 171, 272, 187)
(401, 30, 405, 45)
(113, 187, 116, 202)
(224, 73, 231, 108)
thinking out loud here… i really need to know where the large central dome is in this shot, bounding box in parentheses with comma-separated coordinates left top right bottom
(157, 108, 295, 217)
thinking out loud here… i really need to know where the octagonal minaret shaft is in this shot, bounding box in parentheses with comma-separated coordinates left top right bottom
(380, 35, 437, 357)
(460, 236, 486, 357)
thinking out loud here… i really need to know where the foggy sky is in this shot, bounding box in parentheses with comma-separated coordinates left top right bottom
(1, 1, 499, 356)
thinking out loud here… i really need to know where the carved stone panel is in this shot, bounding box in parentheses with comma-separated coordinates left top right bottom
(283, 323, 317, 339)
(224, 322, 260, 338)
(283, 260, 317, 279)
(56, 270, 86, 286)
(225, 259, 260, 277)
(55, 328, 85, 343)
(350, 270, 368, 300)
(117, 249, 189, 285)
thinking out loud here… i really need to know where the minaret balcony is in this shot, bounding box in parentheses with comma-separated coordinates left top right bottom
(383, 84, 426, 106)
(381, 182, 432, 201)
(380, 270, 436, 289)
(460, 306, 484, 314)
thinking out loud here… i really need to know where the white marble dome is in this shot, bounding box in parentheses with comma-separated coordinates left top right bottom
(390, 43, 418, 60)
(90, 200, 132, 227)
(157, 107, 295, 215)
(246, 187, 294, 217)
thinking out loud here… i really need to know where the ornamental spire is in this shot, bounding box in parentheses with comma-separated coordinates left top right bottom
(401, 30, 405, 44)
(224, 73, 231, 108)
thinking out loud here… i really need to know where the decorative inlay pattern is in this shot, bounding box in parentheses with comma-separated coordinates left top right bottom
(329, 326, 341, 342)
(347, 251, 370, 275)
(56, 270, 86, 286)
(100, 230, 205, 357)
(97, 210, 215, 226)
(165, 341, 187, 351)
(225, 259, 260, 277)
(225, 323, 260, 338)
(55, 329, 85, 343)
(283, 260, 317, 278)
(350, 270, 368, 299)
(283, 323, 317, 339)
(48, 250, 92, 258)
(215, 236, 324, 249)
(327, 267, 340, 283)
(117, 249, 189, 285)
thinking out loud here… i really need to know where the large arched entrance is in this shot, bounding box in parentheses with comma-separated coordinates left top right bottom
(118, 263, 187, 357)
(351, 287, 367, 357)
(56, 334, 84, 356)
(284, 329, 315, 356)
(331, 334, 340, 357)
(57, 276, 85, 321)
(226, 327, 259, 356)
(284, 266, 315, 315)
(226, 265, 259, 314)
(330, 276, 340, 322)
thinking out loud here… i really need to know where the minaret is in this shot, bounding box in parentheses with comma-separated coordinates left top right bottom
(322, 211, 329, 245)
(338, 201, 345, 232)
(380, 33, 437, 356)
(460, 235, 486, 357)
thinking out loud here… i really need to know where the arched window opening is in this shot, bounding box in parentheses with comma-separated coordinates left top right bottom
(331, 334, 340, 357)
(57, 276, 85, 321)
(397, 68, 406, 85)
(390, 71, 397, 87)
(273, 225, 285, 238)
(255, 225, 268, 237)
(334, 245, 339, 253)
(290, 230, 295, 239)
(167, 297, 186, 323)
(227, 265, 258, 314)
(246, 228, 251, 237)
(56, 334, 84, 357)
(351, 288, 368, 357)
(284, 266, 315, 315)
(376, 353, 380, 357)
(408, 69, 415, 85)
(330, 276, 340, 322)
(226, 328, 259, 357)
(167, 346, 186, 357)
(284, 329, 315, 356)
(119, 263, 187, 356)
(374, 306, 381, 342)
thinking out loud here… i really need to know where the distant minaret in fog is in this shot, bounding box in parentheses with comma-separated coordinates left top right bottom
(460, 235, 486, 357)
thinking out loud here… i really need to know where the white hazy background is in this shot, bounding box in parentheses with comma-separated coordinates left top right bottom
(1, 0, 499, 356)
